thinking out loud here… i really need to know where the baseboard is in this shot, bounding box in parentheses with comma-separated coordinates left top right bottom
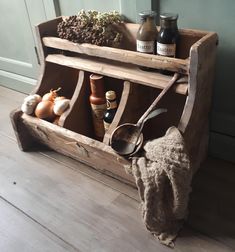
(211, 111, 235, 137)
(209, 132, 235, 163)
(0, 70, 37, 94)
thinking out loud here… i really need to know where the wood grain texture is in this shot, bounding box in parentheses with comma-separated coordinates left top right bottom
(46, 54, 188, 95)
(103, 81, 131, 145)
(0, 86, 26, 138)
(0, 132, 233, 252)
(43, 36, 189, 74)
(178, 32, 218, 173)
(20, 112, 135, 185)
(0, 198, 77, 252)
(58, 70, 94, 136)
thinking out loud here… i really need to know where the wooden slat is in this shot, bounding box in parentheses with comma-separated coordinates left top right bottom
(46, 54, 188, 95)
(43, 36, 189, 75)
(124, 23, 209, 38)
(20, 112, 135, 185)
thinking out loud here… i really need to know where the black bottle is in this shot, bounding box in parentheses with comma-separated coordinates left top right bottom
(103, 90, 118, 131)
(157, 13, 179, 74)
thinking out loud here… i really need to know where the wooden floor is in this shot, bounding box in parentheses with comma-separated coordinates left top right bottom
(0, 85, 234, 252)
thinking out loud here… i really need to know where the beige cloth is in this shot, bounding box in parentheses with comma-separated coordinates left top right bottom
(129, 126, 192, 247)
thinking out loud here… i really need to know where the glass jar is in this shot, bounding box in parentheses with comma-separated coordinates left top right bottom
(136, 11, 157, 55)
(157, 13, 179, 58)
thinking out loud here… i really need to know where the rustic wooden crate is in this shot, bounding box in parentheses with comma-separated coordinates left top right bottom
(11, 17, 218, 186)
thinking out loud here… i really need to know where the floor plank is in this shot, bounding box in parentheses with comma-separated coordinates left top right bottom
(0, 133, 234, 251)
(41, 150, 139, 201)
(0, 86, 26, 138)
(0, 197, 78, 252)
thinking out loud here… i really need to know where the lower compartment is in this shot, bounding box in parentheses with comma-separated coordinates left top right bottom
(18, 111, 135, 186)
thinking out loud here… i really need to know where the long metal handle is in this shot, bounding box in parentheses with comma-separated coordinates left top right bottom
(136, 72, 180, 126)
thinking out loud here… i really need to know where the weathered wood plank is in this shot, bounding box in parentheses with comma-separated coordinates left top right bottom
(0, 86, 26, 138)
(178, 32, 218, 173)
(0, 197, 78, 252)
(40, 149, 139, 201)
(46, 54, 188, 95)
(43, 36, 189, 74)
(0, 134, 159, 252)
(20, 112, 135, 185)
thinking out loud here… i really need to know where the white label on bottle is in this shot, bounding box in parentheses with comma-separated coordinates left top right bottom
(91, 103, 106, 139)
(157, 42, 176, 57)
(137, 40, 154, 53)
(107, 100, 117, 110)
(103, 121, 110, 132)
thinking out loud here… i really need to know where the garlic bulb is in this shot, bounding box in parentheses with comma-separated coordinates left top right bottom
(53, 99, 70, 116)
(54, 96, 66, 102)
(21, 94, 42, 115)
(24, 94, 42, 104)
(21, 102, 35, 115)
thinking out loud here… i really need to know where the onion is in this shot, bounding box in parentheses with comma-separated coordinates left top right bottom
(42, 87, 61, 102)
(35, 100, 55, 121)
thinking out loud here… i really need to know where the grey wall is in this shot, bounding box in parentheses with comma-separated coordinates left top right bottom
(57, 0, 151, 23)
(158, 0, 235, 162)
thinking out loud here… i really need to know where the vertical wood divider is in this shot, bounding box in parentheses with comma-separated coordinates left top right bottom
(103, 81, 131, 145)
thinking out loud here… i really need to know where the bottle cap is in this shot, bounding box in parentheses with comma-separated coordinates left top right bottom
(90, 74, 103, 81)
(139, 10, 156, 19)
(105, 90, 116, 100)
(160, 13, 178, 21)
(89, 74, 105, 97)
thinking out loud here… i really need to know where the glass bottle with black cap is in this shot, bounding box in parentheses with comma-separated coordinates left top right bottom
(157, 13, 179, 74)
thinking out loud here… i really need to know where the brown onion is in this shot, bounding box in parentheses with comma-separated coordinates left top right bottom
(35, 100, 56, 121)
(42, 87, 61, 102)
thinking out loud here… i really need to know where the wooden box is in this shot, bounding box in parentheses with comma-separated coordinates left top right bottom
(11, 17, 218, 186)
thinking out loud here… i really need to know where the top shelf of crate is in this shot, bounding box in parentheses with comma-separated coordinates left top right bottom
(42, 36, 189, 75)
(39, 17, 212, 76)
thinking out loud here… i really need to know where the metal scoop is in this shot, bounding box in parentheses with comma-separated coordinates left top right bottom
(110, 72, 180, 156)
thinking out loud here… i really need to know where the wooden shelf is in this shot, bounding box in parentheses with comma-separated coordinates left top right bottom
(46, 54, 188, 95)
(43, 36, 189, 75)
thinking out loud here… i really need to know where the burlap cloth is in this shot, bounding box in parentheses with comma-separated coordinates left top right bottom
(126, 126, 192, 247)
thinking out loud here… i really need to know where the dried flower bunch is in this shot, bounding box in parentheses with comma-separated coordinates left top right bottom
(57, 10, 123, 47)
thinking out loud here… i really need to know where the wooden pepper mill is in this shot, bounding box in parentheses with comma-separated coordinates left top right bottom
(89, 74, 107, 141)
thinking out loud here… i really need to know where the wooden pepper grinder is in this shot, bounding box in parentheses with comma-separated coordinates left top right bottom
(89, 74, 106, 141)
